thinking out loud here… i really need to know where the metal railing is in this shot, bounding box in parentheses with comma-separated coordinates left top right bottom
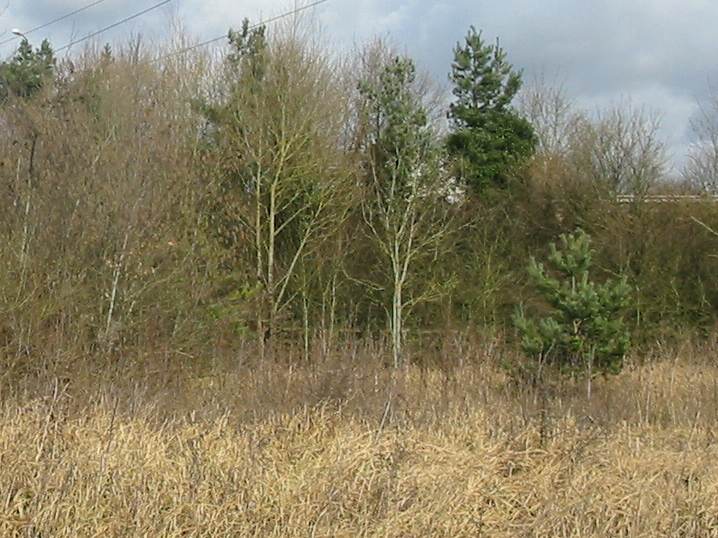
(616, 194, 718, 204)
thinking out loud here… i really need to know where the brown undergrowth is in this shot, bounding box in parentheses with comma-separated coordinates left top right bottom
(1, 338, 718, 537)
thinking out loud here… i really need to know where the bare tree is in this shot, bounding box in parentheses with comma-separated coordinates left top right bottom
(570, 103, 666, 195)
(518, 72, 583, 158)
(358, 53, 450, 368)
(0, 38, 211, 354)
(683, 93, 718, 193)
(203, 19, 352, 355)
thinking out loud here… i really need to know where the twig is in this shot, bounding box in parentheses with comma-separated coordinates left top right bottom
(34, 378, 61, 464)
(375, 394, 392, 442)
(691, 216, 718, 237)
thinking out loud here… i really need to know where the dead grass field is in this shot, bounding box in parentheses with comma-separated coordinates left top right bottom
(2, 338, 718, 537)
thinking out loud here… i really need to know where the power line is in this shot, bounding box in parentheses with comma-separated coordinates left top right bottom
(0, 0, 110, 46)
(56, 0, 173, 53)
(157, 0, 330, 63)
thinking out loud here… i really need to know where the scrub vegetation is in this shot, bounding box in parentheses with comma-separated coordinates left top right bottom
(1, 11, 718, 536)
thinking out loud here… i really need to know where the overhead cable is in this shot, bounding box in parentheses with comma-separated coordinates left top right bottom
(56, 0, 173, 53)
(0, 0, 110, 46)
(157, 0, 330, 62)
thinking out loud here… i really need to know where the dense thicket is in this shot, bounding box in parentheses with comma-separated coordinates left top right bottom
(1, 20, 717, 372)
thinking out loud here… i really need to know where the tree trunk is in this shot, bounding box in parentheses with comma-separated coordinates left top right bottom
(392, 278, 403, 368)
(266, 180, 278, 355)
(587, 347, 595, 401)
(255, 169, 265, 360)
(302, 283, 310, 362)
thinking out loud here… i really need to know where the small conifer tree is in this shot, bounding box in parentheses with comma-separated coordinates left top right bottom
(0, 38, 55, 101)
(514, 229, 631, 391)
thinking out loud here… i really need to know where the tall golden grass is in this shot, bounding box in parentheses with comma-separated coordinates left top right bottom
(2, 338, 718, 536)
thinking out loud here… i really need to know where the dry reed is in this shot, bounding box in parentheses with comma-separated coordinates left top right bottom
(1, 338, 718, 537)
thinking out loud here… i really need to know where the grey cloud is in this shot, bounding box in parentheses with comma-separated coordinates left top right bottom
(2, 0, 173, 51)
(314, 0, 717, 170)
(3, 0, 717, 169)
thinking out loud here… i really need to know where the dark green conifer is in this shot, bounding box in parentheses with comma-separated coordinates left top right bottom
(0, 38, 55, 101)
(447, 27, 535, 194)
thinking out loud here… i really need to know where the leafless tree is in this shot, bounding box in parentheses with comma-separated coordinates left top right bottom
(518, 72, 583, 158)
(357, 48, 451, 367)
(571, 102, 666, 195)
(206, 20, 353, 355)
(683, 93, 718, 193)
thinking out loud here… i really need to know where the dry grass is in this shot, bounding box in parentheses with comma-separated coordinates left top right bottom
(2, 338, 718, 536)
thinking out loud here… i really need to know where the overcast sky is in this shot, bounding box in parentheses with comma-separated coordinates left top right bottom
(2, 0, 717, 172)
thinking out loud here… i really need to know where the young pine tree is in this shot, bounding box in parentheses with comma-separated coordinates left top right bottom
(514, 229, 631, 389)
(447, 27, 535, 194)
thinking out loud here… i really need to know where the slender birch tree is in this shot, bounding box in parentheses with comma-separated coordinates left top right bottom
(359, 56, 448, 367)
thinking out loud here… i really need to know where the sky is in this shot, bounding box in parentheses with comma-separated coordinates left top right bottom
(1, 0, 717, 173)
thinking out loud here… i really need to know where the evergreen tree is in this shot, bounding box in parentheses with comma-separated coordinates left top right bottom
(360, 57, 436, 205)
(0, 38, 55, 101)
(447, 27, 535, 194)
(227, 19, 267, 81)
(514, 229, 631, 382)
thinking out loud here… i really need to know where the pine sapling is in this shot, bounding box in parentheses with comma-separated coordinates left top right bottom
(514, 229, 631, 396)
